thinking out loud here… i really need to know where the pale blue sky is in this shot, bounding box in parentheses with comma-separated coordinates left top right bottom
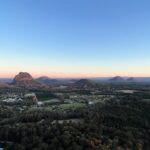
(0, 0, 150, 77)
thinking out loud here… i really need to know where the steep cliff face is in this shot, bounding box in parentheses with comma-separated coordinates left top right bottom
(13, 72, 33, 82)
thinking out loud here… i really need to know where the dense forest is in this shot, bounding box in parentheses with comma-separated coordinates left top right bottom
(0, 93, 150, 150)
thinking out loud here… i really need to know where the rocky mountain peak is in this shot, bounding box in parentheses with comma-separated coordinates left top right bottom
(13, 72, 33, 82)
(12, 72, 43, 88)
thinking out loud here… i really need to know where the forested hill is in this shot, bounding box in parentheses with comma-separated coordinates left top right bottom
(0, 93, 150, 150)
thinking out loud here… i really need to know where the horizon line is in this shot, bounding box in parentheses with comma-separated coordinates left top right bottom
(1, 75, 150, 79)
(0, 71, 150, 79)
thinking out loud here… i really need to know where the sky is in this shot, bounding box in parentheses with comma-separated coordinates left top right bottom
(0, 0, 150, 78)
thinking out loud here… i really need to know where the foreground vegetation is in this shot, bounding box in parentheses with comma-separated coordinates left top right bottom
(0, 90, 150, 150)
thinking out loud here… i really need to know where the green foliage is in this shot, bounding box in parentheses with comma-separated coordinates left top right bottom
(0, 92, 150, 150)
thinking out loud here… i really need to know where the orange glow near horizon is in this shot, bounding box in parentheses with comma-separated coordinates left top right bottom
(0, 65, 150, 78)
(0, 71, 150, 78)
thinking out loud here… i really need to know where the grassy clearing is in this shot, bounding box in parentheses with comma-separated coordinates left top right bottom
(59, 103, 86, 109)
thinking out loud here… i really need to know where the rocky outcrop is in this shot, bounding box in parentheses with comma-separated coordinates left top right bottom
(13, 72, 33, 82)
(12, 72, 42, 88)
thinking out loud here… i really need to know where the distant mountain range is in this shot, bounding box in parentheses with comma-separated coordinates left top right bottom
(126, 77, 135, 82)
(36, 76, 60, 86)
(0, 78, 13, 83)
(109, 76, 125, 82)
(1, 73, 150, 89)
(109, 76, 135, 82)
